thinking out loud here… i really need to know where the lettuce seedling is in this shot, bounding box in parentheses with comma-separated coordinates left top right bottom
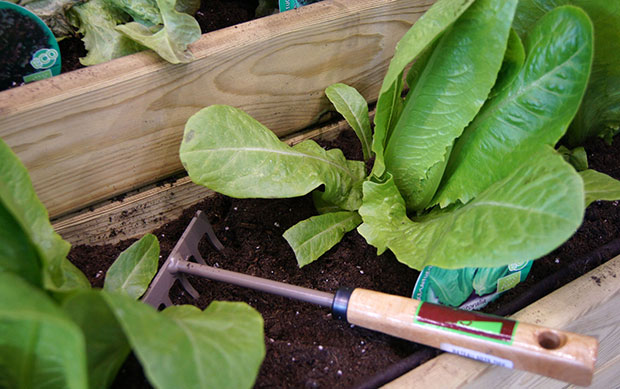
(0, 138, 265, 389)
(179, 0, 620, 270)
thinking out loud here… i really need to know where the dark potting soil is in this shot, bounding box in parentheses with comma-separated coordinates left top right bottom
(68, 130, 620, 388)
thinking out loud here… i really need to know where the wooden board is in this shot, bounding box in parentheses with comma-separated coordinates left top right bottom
(383, 254, 620, 389)
(52, 116, 352, 246)
(0, 0, 432, 219)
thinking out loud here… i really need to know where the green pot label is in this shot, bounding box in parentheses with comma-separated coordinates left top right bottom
(414, 302, 517, 345)
(30, 48, 60, 70)
(0, 1, 61, 90)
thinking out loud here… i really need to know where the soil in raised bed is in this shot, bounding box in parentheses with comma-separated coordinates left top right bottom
(68, 130, 620, 388)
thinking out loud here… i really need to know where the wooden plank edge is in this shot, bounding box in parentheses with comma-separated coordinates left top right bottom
(0, 0, 427, 114)
(1, 0, 424, 219)
(52, 115, 360, 246)
(383, 254, 620, 388)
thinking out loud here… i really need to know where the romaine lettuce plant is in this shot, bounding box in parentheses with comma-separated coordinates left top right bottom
(513, 0, 620, 146)
(0, 138, 265, 389)
(179, 0, 620, 271)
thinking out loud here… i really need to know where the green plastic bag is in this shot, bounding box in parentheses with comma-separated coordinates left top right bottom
(413, 261, 533, 310)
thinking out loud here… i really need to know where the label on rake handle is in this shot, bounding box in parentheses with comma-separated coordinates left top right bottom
(414, 302, 517, 345)
(440, 343, 514, 368)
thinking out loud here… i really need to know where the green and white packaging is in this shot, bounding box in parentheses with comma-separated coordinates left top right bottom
(279, 0, 320, 12)
(413, 261, 533, 310)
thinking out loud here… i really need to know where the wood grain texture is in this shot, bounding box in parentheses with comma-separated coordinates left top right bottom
(383, 254, 620, 389)
(347, 289, 597, 386)
(0, 0, 432, 218)
(52, 115, 353, 246)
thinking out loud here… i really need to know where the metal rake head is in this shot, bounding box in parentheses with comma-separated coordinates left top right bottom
(141, 211, 223, 309)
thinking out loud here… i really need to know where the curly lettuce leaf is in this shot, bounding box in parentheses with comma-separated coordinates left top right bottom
(180, 105, 365, 211)
(106, 0, 162, 26)
(433, 6, 593, 208)
(358, 147, 584, 269)
(115, 0, 200, 64)
(19, 0, 82, 38)
(514, 0, 620, 145)
(382, 0, 517, 211)
(68, 0, 200, 65)
(68, 0, 145, 66)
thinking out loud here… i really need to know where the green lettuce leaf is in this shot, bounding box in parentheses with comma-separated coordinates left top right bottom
(62, 290, 131, 389)
(0, 272, 88, 389)
(513, 0, 620, 145)
(68, 0, 145, 66)
(325, 83, 372, 161)
(312, 191, 344, 214)
(358, 147, 584, 269)
(580, 169, 620, 206)
(180, 105, 365, 211)
(488, 28, 525, 99)
(175, 0, 200, 16)
(115, 0, 201, 64)
(371, 0, 476, 177)
(432, 6, 593, 208)
(404, 38, 439, 93)
(558, 145, 588, 171)
(104, 233, 159, 299)
(0, 203, 42, 286)
(106, 0, 162, 26)
(102, 293, 265, 389)
(283, 211, 362, 267)
(382, 0, 518, 211)
(0, 139, 89, 292)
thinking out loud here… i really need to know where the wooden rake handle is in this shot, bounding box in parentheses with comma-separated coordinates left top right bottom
(343, 288, 597, 386)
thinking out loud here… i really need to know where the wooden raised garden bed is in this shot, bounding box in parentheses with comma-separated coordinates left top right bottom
(0, 0, 429, 220)
(1, 0, 619, 387)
